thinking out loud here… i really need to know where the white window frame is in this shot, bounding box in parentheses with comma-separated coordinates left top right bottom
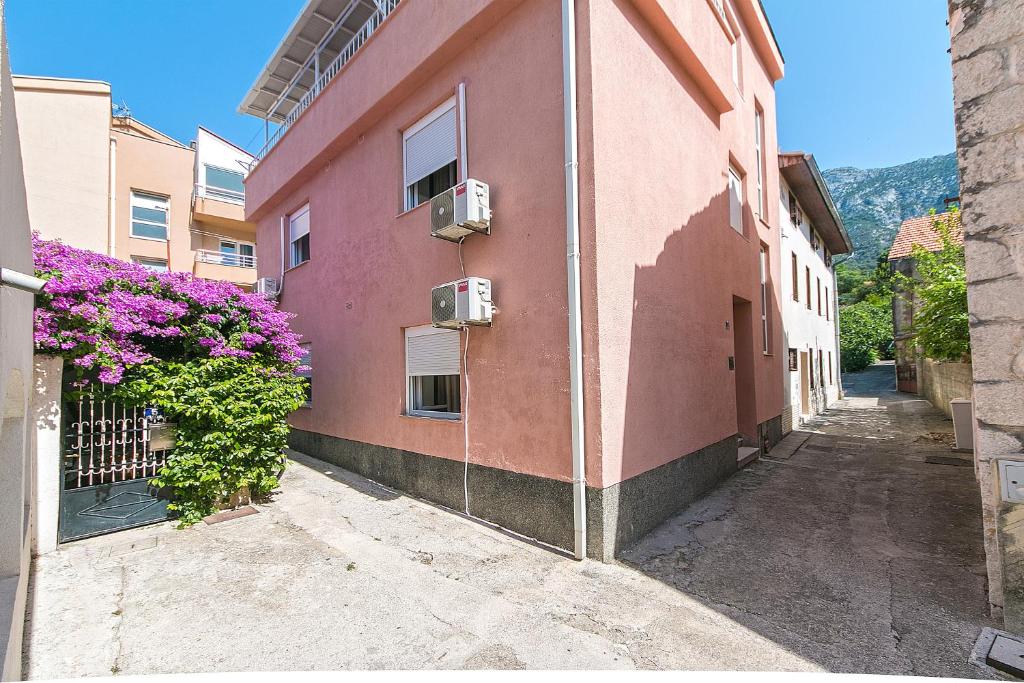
(130, 191, 169, 242)
(203, 163, 245, 204)
(288, 203, 310, 268)
(754, 108, 765, 219)
(405, 325, 461, 420)
(760, 245, 770, 354)
(728, 165, 743, 234)
(403, 97, 457, 211)
(218, 239, 256, 268)
(131, 256, 168, 273)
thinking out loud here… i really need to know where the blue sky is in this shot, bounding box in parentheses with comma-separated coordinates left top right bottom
(6, 0, 955, 171)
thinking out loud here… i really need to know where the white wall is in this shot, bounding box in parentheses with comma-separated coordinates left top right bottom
(194, 127, 253, 203)
(0, 2, 37, 678)
(779, 178, 841, 430)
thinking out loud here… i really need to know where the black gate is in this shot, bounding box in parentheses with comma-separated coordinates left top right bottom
(59, 379, 176, 542)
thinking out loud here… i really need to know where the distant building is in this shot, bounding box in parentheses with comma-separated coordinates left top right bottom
(13, 76, 257, 288)
(887, 211, 963, 394)
(778, 152, 851, 431)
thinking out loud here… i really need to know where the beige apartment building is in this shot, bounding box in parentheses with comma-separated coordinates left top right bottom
(13, 75, 257, 287)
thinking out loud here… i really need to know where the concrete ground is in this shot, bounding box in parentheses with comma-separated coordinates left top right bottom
(22, 362, 992, 675)
(625, 362, 994, 677)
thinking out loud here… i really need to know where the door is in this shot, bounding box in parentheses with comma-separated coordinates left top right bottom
(732, 297, 757, 445)
(799, 351, 810, 416)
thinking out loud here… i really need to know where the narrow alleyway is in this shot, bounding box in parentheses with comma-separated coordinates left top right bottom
(624, 361, 993, 677)
(22, 363, 992, 675)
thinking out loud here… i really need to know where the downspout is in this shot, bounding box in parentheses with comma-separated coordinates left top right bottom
(561, 0, 587, 561)
(109, 136, 117, 257)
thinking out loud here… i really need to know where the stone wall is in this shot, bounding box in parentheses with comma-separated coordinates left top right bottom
(919, 359, 973, 418)
(948, 0, 1024, 629)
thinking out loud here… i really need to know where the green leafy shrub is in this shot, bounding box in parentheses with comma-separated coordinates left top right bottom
(839, 297, 893, 372)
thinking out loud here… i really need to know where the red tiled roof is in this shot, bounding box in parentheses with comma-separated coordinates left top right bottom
(887, 211, 963, 260)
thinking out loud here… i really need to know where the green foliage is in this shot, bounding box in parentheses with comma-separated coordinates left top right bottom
(117, 357, 306, 525)
(839, 297, 894, 372)
(836, 250, 894, 306)
(893, 209, 970, 362)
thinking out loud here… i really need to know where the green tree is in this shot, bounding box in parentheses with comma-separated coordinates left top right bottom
(839, 297, 894, 372)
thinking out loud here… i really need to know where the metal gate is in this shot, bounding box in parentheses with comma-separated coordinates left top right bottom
(59, 379, 176, 542)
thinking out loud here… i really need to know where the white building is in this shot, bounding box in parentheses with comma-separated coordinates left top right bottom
(778, 152, 852, 431)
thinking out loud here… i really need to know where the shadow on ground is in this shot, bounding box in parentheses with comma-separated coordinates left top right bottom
(622, 362, 993, 677)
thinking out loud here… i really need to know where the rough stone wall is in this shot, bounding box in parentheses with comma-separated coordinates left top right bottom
(949, 0, 1024, 628)
(919, 359, 974, 418)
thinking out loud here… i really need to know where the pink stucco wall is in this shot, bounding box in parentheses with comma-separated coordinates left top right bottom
(247, 0, 784, 490)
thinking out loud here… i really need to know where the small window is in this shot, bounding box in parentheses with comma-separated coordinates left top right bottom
(289, 203, 310, 268)
(130, 191, 169, 241)
(809, 349, 816, 389)
(828, 350, 833, 385)
(805, 266, 812, 310)
(819, 350, 825, 388)
(204, 164, 245, 202)
(728, 165, 743, 234)
(731, 35, 741, 88)
(825, 287, 830, 321)
(754, 105, 765, 220)
(403, 98, 458, 210)
(132, 256, 168, 273)
(219, 240, 256, 268)
(791, 252, 799, 302)
(788, 348, 798, 372)
(817, 277, 822, 316)
(406, 325, 461, 419)
(297, 343, 312, 406)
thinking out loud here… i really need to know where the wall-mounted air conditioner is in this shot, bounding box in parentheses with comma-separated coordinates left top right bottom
(430, 179, 491, 242)
(431, 277, 492, 328)
(256, 277, 281, 299)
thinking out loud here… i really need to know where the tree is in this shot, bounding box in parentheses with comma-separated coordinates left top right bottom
(840, 297, 893, 372)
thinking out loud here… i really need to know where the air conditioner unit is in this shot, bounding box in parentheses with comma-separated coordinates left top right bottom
(430, 179, 491, 242)
(431, 277, 492, 328)
(255, 277, 281, 299)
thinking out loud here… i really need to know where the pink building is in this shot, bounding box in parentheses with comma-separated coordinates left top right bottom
(241, 0, 785, 560)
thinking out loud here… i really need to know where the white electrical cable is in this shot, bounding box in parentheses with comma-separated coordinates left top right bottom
(462, 324, 470, 515)
(458, 237, 467, 278)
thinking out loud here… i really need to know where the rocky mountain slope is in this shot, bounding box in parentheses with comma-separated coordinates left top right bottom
(822, 153, 960, 266)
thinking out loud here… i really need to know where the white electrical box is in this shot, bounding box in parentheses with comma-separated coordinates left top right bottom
(255, 277, 281, 299)
(430, 179, 491, 242)
(431, 277, 492, 328)
(999, 460, 1024, 504)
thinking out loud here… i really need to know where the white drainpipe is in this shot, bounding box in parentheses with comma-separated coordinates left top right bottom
(561, 0, 587, 561)
(109, 136, 117, 257)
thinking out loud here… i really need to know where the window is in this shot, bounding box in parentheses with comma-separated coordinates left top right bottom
(130, 191, 169, 241)
(759, 245, 771, 354)
(132, 256, 168, 273)
(791, 253, 799, 302)
(405, 325, 461, 419)
(828, 351, 833, 385)
(289, 203, 310, 268)
(817, 277, 822, 316)
(819, 350, 825, 389)
(754, 106, 765, 220)
(788, 191, 798, 225)
(825, 287, 830, 321)
(731, 35, 741, 88)
(788, 348, 798, 372)
(403, 98, 457, 210)
(297, 343, 312, 406)
(728, 165, 743, 234)
(809, 349, 815, 389)
(219, 240, 256, 268)
(204, 164, 245, 203)
(805, 266, 812, 310)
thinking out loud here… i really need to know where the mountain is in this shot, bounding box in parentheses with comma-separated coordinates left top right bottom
(822, 153, 960, 267)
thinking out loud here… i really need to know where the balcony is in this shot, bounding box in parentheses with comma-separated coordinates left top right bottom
(193, 249, 258, 287)
(240, 0, 402, 166)
(192, 184, 249, 230)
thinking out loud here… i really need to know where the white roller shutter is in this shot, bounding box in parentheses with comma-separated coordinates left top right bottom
(728, 166, 742, 233)
(403, 99, 457, 188)
(289, 204, 310, 242)
(406, 326, 460, 377)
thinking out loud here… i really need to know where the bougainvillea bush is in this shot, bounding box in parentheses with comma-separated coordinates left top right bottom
(33, 234, 307, 524)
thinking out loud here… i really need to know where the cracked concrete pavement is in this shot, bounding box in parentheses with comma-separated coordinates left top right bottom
(22, 362, 992, 675)
(624, 362, 994, 677)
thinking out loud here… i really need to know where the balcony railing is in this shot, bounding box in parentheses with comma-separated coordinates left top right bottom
(254, 0, 401, 165)
(195, 249, 257, 268)
(195, 183, 245, 205)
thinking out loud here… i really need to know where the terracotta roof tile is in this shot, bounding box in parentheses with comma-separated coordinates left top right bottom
(887, 211, 963, 260)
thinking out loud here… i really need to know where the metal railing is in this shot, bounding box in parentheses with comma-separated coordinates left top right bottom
(254, 0, 401, 164)
(195, 183, 245, 205)
(195, 249, 257, 269)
